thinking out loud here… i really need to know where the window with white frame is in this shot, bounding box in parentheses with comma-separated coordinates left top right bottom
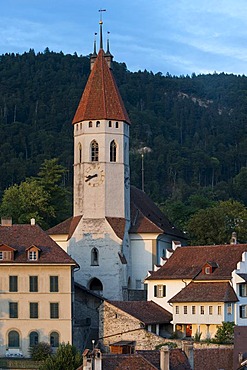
(192, 306, 196, 314)
(240, 305, 247, 318)
(175, 306, 179, 314)
(209, 306, 213, 315)
(28, 251, 37, 261)
(154, 285, 166, 298)
(227, 303, 232, 315)
(200, 306, 204, 315)
(239, 283, 247, 297)
(218, 305, 222, 315)
(0, 251, 12, 260)
(184, 306, 188, 314)
(205, 266, 211, 274)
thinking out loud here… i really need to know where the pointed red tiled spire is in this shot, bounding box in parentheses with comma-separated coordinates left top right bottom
(72, 49, 131, 125)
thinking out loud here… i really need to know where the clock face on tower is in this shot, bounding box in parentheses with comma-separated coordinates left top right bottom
(85, 163, 105, 187)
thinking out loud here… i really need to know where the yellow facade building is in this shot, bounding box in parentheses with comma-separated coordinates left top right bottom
(0, 219, 77, 357)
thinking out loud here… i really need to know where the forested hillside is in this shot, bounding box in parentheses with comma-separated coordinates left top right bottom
(1, 49, 247, 236)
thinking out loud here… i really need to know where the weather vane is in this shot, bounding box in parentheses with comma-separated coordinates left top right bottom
(99, 9, 106, 23)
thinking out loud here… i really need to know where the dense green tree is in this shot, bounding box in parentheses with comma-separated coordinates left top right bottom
(36, 158, 71, 226)
(0, 179, 54, 228)
(214, 322, 234, 344)
(39, 343, 82, 370)
(0, 50, 247, 227)
(186, 200, 247, 245)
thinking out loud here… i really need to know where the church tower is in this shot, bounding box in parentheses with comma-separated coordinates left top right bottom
(72, 21, 131, 222)
(68, 19, 131, 300)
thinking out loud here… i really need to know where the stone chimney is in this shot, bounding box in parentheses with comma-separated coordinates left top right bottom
(160, 346, 169, 370)
(1, 217, 12, 226)
(230, 232, 237, 245)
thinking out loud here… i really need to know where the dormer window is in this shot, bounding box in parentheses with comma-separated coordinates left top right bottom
(26, 245, 40, 261)
(29, 251, 37, 261)
(0, 244, 15, 261)
(0, 251, 12, 260)
(203, 261, 218, 275)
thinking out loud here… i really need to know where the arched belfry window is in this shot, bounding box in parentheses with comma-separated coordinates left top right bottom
(110, 140, 117, 162)
(91, 140, 99, 162)
(91, 248, 99, 266)
(89, 278, 103, 291)
(78, 143, 82, 163)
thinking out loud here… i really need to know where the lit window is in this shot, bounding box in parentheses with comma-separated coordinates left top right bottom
(209, 306, 213, 315)
(218, 306, 222, 315)
(184, 306, 187, 314)
(110, 140, 117, 162)
(200, 306, 204, 315)
(154, 285, 166, 298)
(91, 140, 99, 162)
(192, 306, 196, 314)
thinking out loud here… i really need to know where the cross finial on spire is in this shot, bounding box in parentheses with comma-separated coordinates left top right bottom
(98, 9, 106, 49)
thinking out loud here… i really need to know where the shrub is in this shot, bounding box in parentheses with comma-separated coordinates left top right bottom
(39, 343, 82, 370)
(194, 331, 202, 342)
(30, 342, 52, 361)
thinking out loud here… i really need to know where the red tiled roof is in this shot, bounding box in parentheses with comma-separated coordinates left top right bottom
(47, 216, 82, 240)
(146, 244, 247, 280)
(108, 300, 172, 324)
(106, 217, 126, 240)
(130, 186, 185, 238)
(138, 349, 192, 370)
(102, 354, 158, 370)
(0, 224, 77, 265)
(72, 49, 130, 124)
(169, 281, 238, 303)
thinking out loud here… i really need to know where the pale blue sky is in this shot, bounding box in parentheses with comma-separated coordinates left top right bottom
(1, 0, 247, 76)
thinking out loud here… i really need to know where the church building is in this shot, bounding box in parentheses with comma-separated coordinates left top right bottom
(48, 20, 186, 300)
